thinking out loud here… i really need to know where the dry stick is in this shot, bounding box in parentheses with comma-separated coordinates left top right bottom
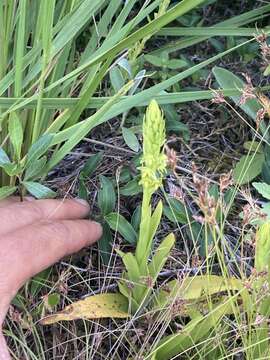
(83, 137, 135, 154)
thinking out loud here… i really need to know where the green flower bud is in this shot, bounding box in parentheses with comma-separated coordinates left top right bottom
(139, 100, 167, 193)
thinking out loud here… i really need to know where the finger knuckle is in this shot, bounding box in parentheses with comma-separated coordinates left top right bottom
(42, 221, 70, 244)
(26, 202, 44, 219)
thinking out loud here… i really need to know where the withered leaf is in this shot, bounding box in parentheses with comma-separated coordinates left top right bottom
(41, 293, 129, 325)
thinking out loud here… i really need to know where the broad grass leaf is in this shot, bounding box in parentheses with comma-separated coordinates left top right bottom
(26, 134, 54, 166)
(233, 153, 264, 185)
(49, 81, 134, 169)
(23, 181, 56, 199)
(48, 41, 257, 151)
(250, 322, 270, 359)
(105, 212, 137, 244)
(97, 175, 116, 215)
(8, 113, 23, 159)
(0, 186, 17, 200)
(253, 182, 270, 200)
(122, 127, 140, 152)
(152, 301, 233, 360)
(41, 293, 129, 325)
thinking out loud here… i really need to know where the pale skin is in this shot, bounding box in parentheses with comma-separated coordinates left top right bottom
(0, 197, 102, 360)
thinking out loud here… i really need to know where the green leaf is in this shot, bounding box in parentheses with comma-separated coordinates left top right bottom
(23, 181, 56, 199)
(80, 152, 103, 178)
(117, 250, 146, 309)
(2, 163, 23, 177)
(110, 66, 125, 92)
(78, 178, 88, 200)
(163, 198, 188, 224)
(149, 233, 175, 279)
(131, 205, 141, 232)
(8, 113, 23, 159)
(166, 118, 189, 137)
(213, 66, 261, 121)
(0, 148, 11, 165)
(0, 186, 17, 200)
(233, 153, 264, 185)
(47, 293, 60, 308)
(243, 141, 263, 153)
(253, 182, 270, 200)
(97, 175, 116, 215)
(105, 212, 137, 244)
(152, 302, 233, 360)
(117, 251, 141, 283)
(255, 222, 270, 272)
(167, 59, 188, 70)
(120, 177, 142, 196)
(148, 201, 163, 251)
(24, 156, 47, 181)
(144, 54, 165, 67)
(30, 269, 51, 297)
(99, 222, 113, 265)
(27, 134, 54, 166)
(264, 63, 270, 76)
(122, 127, 140, 152)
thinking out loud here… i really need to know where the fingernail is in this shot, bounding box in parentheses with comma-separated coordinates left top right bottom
(92, 221, 103, 236)
(75, 198, 89, 207)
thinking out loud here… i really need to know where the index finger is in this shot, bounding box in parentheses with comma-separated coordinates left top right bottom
(0, 198, 91, 236)
(0, 219, 102, 295)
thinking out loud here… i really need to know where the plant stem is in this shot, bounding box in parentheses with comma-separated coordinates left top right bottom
(136, 189, 152, 267)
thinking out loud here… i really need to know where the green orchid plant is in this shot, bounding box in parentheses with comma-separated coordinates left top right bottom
(117, 100, 174, 314)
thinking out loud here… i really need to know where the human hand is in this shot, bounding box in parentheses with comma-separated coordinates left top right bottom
(0, 197, 102, 359)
